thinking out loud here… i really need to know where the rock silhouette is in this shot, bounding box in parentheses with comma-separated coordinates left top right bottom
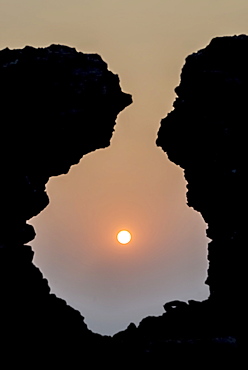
(0, 45, 131, 365)
(157, 35, 245, 307)
(0, 38, 242, 364)
(156, 35, 244, 359)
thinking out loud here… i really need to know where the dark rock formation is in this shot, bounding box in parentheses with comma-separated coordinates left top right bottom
(155, 35, 245, 356)
(0, 44, 131, 364)
(156, 35, 246, 306)
(0, 37, 243, 364)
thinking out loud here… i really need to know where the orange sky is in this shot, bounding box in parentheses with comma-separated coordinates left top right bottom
(1, 0, 248, 334)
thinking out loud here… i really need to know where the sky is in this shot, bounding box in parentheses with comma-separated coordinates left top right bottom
(1, 0, 248, 335)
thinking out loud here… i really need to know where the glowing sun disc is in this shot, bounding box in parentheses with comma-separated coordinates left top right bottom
(117, 230, 132, 244)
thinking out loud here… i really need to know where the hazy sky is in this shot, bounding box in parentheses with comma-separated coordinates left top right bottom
(1, 0, 248, 335)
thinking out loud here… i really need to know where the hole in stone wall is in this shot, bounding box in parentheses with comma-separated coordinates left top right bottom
(32, 120, 209, 335)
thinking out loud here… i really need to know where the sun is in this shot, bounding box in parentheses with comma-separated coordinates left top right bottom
(117, 230, 132, 244)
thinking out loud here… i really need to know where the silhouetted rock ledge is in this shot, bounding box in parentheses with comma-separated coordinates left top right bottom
(155, 35, 245, 360)
(0, 44, 131, 365)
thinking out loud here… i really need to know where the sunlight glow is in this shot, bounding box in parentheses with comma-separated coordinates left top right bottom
(117, 230, 132, 244)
